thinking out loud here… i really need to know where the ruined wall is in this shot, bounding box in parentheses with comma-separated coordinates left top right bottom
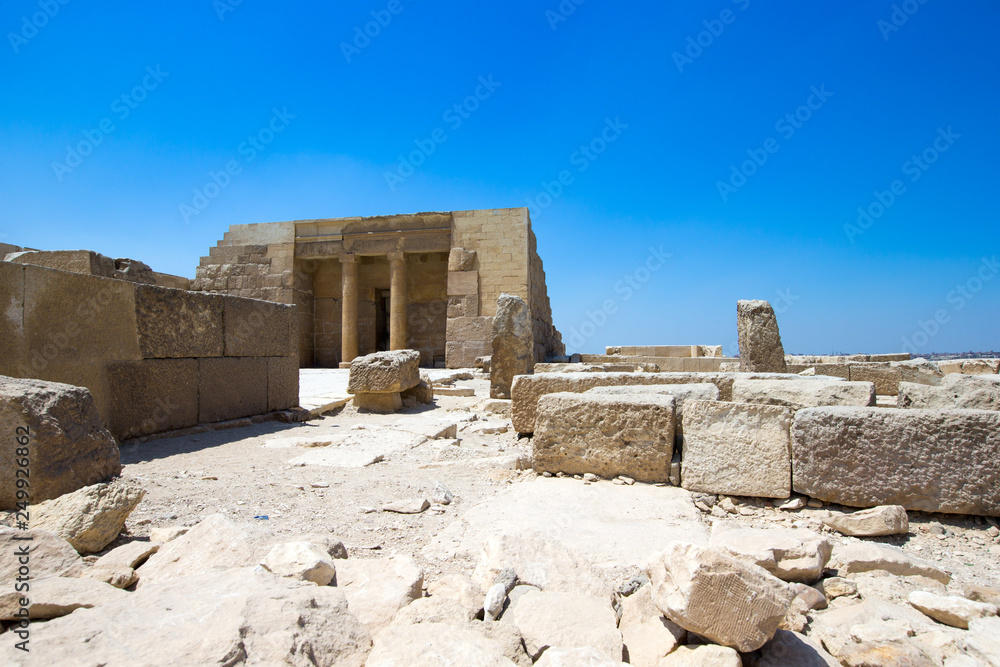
(527, 223, 565, 362)
(406, 252, 448, 366)
(1, 261, 298, 441)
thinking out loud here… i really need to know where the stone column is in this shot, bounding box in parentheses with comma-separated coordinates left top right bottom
(388, 252, 408, 351)
(340, 254, 359, 364)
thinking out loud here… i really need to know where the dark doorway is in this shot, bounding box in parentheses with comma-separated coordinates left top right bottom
(375, 289, 390, 351)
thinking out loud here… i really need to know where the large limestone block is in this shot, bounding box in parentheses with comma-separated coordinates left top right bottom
(0, 576, 126, 620)
(894, 358, 945, 386)
(0, 376, 120, 509)
(491, 294, 534, 399)
(8, 249, 117, 276)
(105, 359, 199, 439)
(198, 356, 268, 423)
(681, 400, 792, 498)
(586, 382, 718, 437)
(731, 378, 876, 410)
(0, 567, 372, 667)
(137, 514, 273, 587)
(268, 355, 300, 411)
(709, 526, 832, 583)
(367, 622, 515, 666)
(737, 300, 787, 373)
(353, 391, 402, 413)
(533, 392, 675, 483)
(648, 542, 796, 652)
(849, 362, 902, 396)
(348, 349, 420, 394)
(224, 296, 296, 357)
(791, 407, 1000, 515)
(898, 373, 1000, 410)
(134, 284, 223, 358)
(963, 358, 1000, 374)
(506, 589, 623, 661)
(0, 528, 83, 584)
(335, 555, 424, 634)
(30, 478, 145, 554)
(448, 270, 479, 296)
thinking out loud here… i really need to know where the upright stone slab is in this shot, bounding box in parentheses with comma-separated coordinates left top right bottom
(792, 407, 1000, 515)
(737, 300, 787, 373)
(681, 400, 792, 498)
(0, 376, 121, 510)
(533, 392, 676, 482)
(490, 293, 533, 399)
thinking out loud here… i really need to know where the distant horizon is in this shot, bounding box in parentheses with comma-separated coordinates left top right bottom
(3, 1, 997, 357)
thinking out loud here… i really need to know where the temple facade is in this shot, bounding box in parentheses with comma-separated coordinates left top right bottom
(192, 207, 564, 368)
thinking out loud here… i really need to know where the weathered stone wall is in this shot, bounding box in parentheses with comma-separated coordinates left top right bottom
(1, 261, 298, 441)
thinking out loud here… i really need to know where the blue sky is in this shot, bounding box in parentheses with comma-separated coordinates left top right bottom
(2, 0, 997, 356)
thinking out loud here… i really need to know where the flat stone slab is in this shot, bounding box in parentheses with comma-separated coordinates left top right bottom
(792, 407, 1000, 515)
(731, 378, 876, 410)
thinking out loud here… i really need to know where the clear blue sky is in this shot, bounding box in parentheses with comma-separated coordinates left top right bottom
(2, 1, 997, 356)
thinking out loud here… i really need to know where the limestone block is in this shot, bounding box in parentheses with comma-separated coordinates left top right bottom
(822, 505, 909, 536)
(533, 392, 675, 483)
(446, 340, 492, 369)
(491, 294, 533, 399)
(335, 555, 424, 634)
(448, 270, 479, 296)
(898, 373, 1000, 410)
(534, 647, 621, 667)
(963, 359, 1000, 374)
(448, 247, 478, 272)
(710, 526, 832, 583)
(731, 378, 876, 410)
(198, 357, 268, 423)
(0, 576, 127, 620)
(105, 359, 199, 440)
(447, 315, 490, 343)
(506, 590, 622, 661)
(30, 478, 145, 554)
(791, 407, 1000, 515)
(658, 645, 741, 666)
(353, 392, 402, 413)
(586, 383, 718, 437)
(648, 542, 796, 652)
(0, 376, 120, 510)
(224, 296, 296, 357)
(908, 591, 998, 629)
(0, 262, 25, 373)
(737, 300, 787, 373)
(7, 249, 117, 277)
(261, 541, 336, 585)
(893, 358, 945, 385)
(681, 400, 792, 499)
(0, 528, 84, 584)
(832, 542, 950, 584)
(619, 584, 686, 667)
(23, 264, 141, 365)
(135, 285, 223, 358)
(348, 350, 420, 393)
(849, 362, 902, 395)
(267, 355, 299, 411)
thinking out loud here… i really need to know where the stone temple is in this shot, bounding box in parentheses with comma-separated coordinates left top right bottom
(191, 207, 564, 369)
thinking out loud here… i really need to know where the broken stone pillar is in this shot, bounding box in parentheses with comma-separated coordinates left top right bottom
(347, 350, 421, 414)
(737, 300, 787, 373)
(388, 252, 407, 351)
(490, 293, 533, 399)
(340, 254, 359, 366)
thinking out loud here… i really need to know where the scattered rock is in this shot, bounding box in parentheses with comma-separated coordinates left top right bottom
(484, 582, 507, 621)
(908, 591, 998, 629)
(426, 573, 484, 616)
(0, 576, 127, 620)
(84, 564, 138, 589)
(390, 596, 477, 626)
(335, 555, 424, 634)
(29, 478, 146, 554)
(648, 542, 795, 652)
(710, 526, 832, 583)
(816, 577, 858, 600)
(534, 646, 623, 666)
(432, 481, 454, 505)
(506, 589, 622, 661)
(94, 541, 159, 570)
(833, 542, 951, 584)
(0, 528, 84, 584)
(366, 622, 515, 666)
(778, 497, 807, 511)
(148, 526, 187, 543)
(348, 350, 421, 394)
(658, 644, 741, 666)
(382, 498, 430, 514)
(0, 376, 121, 509)
(619, 583, 685, 667)
(823, 505, 909, 537)
(261, 541, 336, 585)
